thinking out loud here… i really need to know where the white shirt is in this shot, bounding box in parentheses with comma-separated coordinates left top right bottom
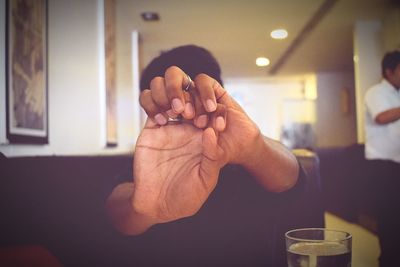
(364, 79, 400, 163)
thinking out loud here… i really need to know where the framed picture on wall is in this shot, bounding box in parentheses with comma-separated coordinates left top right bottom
(104, 0, 118, 147)
(6, 0, 48, 144)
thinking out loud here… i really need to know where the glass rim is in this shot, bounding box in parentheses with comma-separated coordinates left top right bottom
(285, 227, 352, 242)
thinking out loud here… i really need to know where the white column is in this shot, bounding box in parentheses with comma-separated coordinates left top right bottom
(0, 0, 6, 144)
(353, 20, 383, 143)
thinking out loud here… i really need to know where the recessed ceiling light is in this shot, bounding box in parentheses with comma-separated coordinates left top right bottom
(141, 12, 160, 21)
(256, 57, 270, 67)
(271, 29, 288, 39)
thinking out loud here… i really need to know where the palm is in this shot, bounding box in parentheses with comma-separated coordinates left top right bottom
(133, 93, 260, 223)
(218, 99, 261, 165)
(133, 120, 221, 222)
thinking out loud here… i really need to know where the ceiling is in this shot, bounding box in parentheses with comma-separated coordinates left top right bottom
(120, 0, 393, 80)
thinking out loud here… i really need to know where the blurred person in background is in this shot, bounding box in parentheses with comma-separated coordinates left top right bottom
(364, 50, 400, 267)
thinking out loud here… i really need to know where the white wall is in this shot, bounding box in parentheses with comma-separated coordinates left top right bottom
(0, 0, 5, 145)
(315, 71, 357, 148)
(0, 0, 364, 156)
(0, 0, 139, 157)
(353, 21, 383, 144)
(115, 5, 145, 140)
(383, 7, 400, 52)
(224, 77, 305, 140)
(225, 72, 357, 148)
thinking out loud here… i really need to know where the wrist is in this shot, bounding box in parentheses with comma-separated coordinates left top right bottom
(240, 132, 267, 170)
(130, 193, 161, 226)
(130, 206, 159, 235)
(104, 185, 159, 236)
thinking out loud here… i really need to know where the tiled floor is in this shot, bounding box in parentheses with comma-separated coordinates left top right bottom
(325, 212, 380, 267)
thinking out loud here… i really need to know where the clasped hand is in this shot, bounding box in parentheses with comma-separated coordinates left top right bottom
(133, 66, 261, 224)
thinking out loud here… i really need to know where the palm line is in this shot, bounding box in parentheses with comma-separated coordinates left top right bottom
(157, 152, 203, 217)
(136, 135, 195, 151)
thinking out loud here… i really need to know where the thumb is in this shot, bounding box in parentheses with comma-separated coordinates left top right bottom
(214, 83, 244, 112)
(144, 117, 158, 128)
(213, 82, 231, 107)
(199, 128, 225, 187)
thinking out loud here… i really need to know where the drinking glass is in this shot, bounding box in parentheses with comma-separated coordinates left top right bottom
(285, 228, 352, 267)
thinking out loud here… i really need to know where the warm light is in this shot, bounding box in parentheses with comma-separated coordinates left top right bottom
(271, 29, 288, 39)
(282, 99, 316, 124)
(304, 74, 317, 100)
(256, 57, 270, 67)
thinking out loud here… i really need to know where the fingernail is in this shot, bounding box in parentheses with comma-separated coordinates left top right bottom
(154, 113, 167, 125)
(196, 115, 208, 128)
(206, 99, 216, 112)
(172, 98, 184, 113)
(215, 116, 225, 131)
(184, 102, 194, 118)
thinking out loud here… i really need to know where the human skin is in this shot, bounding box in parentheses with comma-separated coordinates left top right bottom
(106, 66, 299, 235)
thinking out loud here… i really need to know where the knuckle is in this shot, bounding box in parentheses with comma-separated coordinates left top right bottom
(165, 65, 181, 77)
(215, 104, 226, 115)
(149, 76, 164, 89)
(194, 73, 208, 83)
(139, 90, 150, 106)
(139, 91, 158, 116)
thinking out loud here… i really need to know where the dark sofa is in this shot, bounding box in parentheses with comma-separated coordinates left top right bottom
(317, 144, 378, 233)
(0, 150, 324, 267)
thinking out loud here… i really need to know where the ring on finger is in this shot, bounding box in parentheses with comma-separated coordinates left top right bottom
(167, 115, 183, 124)
(183, 74, 193, 92)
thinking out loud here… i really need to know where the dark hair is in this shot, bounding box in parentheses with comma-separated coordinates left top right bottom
(382, 50, 400, 79)
(140, 45, 223, 91)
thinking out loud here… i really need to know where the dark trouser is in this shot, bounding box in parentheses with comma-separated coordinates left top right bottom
(367, 159, 400, 267)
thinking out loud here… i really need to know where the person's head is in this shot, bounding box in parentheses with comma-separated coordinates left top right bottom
(382, 50, 400, 89)
(140, 45, 223, 91)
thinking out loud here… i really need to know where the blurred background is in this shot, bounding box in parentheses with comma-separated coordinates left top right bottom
(1, 1, 399, 266)
(1, 0, 398, 156)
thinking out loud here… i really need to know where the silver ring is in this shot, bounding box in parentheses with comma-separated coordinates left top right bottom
(183, 74, 192, 92)
(167, 115, 183, 124)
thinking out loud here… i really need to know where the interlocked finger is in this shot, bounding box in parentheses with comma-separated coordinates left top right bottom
(150, 76, 170, 111)
(139, 89, 168, 125)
